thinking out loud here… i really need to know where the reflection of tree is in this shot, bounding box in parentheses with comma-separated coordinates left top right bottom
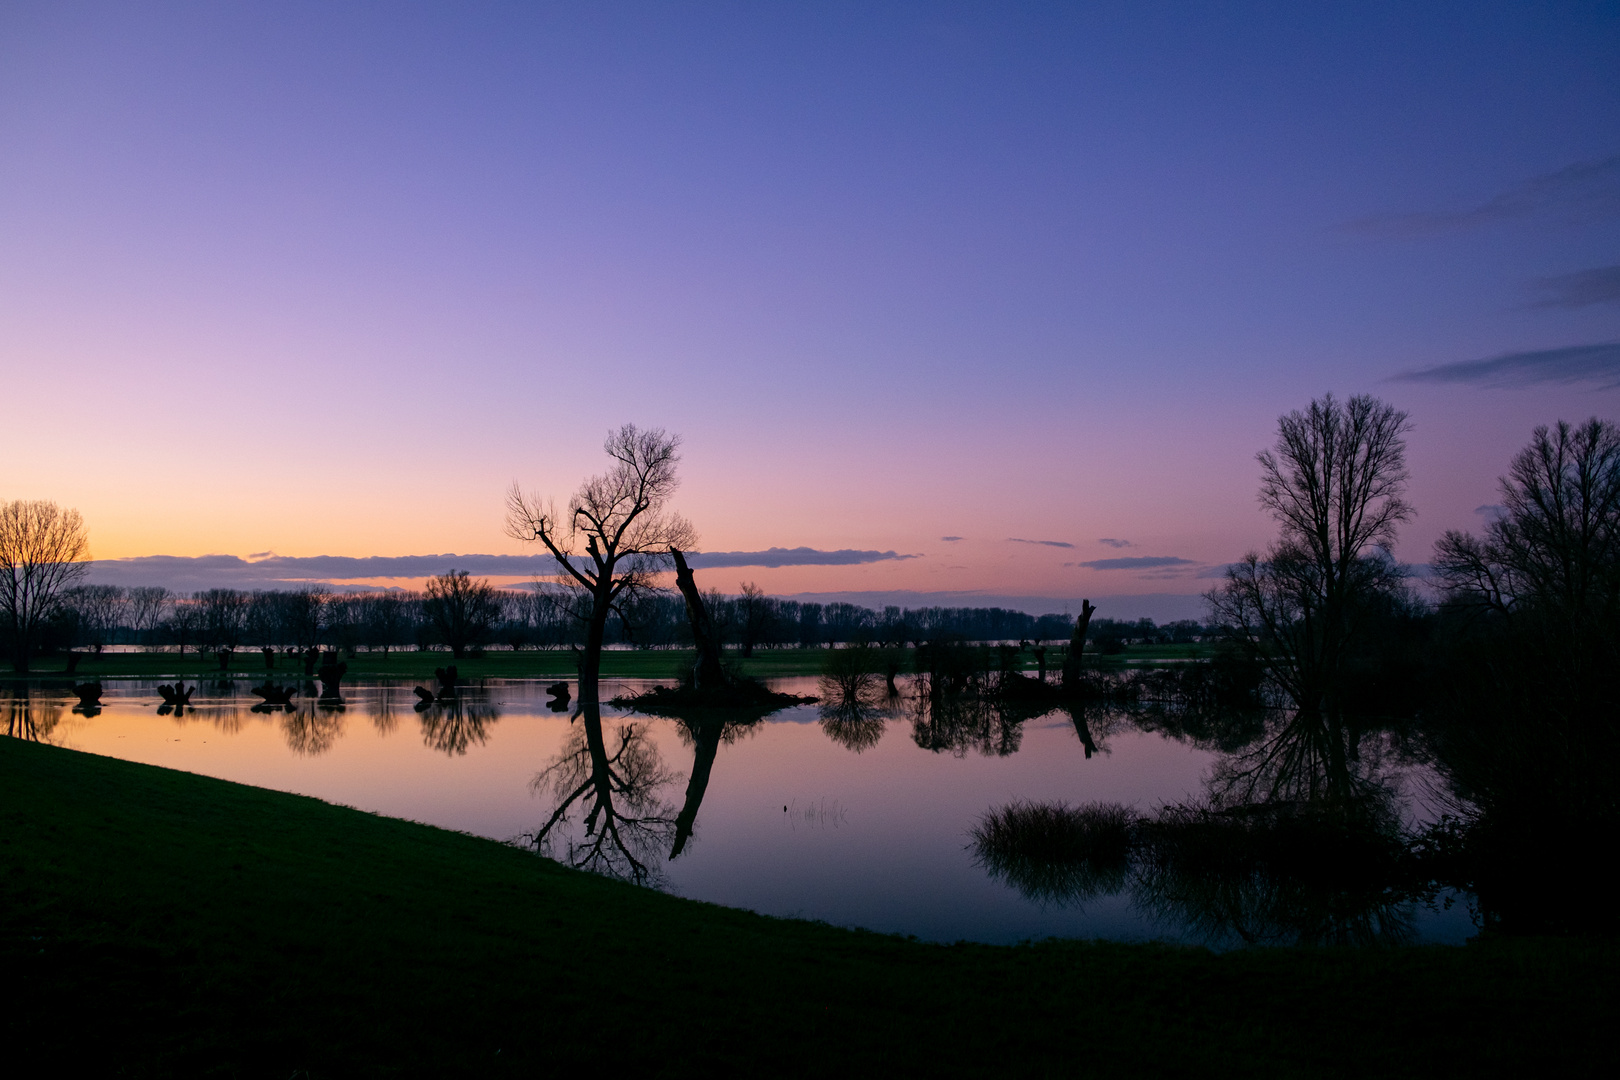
(817, 663, 895, 753)
(3, 689, 63, 741)
(418, 697, 501, 756)
(973, 695, 1425, 946)
(281, 707, 345, 756)
(529, 701, 677, 885)
(1206, 708, 1389, 809)
(910, 691, 1031, 758)
(371, 683, 402, 735)
(1132, 802, 1416, 947)
(669, 712, 760, 857)
(205, 704, 249, 735)
(1055, 704, 1132, 760)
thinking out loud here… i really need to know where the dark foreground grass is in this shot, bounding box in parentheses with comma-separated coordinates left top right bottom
(3, 739, 1614, 1078)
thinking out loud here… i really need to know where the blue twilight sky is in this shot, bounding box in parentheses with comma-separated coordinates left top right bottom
(2, 2, 1618, 614)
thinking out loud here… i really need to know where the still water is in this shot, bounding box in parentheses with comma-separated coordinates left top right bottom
(9, 676, 1475, 946)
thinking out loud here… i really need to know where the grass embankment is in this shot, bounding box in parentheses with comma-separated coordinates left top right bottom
(4, 643, 1207, 683)
(3, 738, 1613, 1077)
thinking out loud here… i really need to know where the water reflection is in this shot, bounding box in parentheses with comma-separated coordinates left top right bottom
(528, 699, 678, 886)
(1207, 708, 1391, 809)
(817, 662, 897, 753)
(282, 706, 346, 756)
(911, 692, 1036, 758)
(670, 711, 761, 855)
(971, 801, 1135, 905)
(156, 683, 194, 716)
(4, 688, 63, 741)
(418, 697, 501, 756)
(371, 683, 403, 735)
(971, 701, 1437, 947)
(3, 674, 1476, 946)
(1132, 801, 1418, 946)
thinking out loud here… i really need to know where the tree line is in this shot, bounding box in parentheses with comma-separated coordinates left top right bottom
(23, 578, 1218, 659)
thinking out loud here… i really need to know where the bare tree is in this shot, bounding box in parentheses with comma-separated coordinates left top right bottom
(506, 424, 696, 705)
(1208, 394, 1412, 714)
(0, 500, 91, 673)
(127, 586, 170, 648)
(165, 595, 203, 658)
(283, 586, 331, 651)
(423, 570, 500, 658)
(197, 588, 250, 652)
(361, 591, 417, 654)
(736, 581, 772, 658)
(62, 584, 127, 652)
(1433, 417, 1620, 629)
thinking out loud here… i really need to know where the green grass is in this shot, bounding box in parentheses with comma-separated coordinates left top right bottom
(3, 737, 1614, 1077)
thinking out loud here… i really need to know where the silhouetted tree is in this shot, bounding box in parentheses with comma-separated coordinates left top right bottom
(164, 596, 203, 658)
(62, 584, 125, 652)
(197, 588, 250, 652)
(1424, 417, 1620, 934)
(127, 586, 170, 648)
(736, 581, 772, 657)
(423, 570, 500, 658)
(1433, 417, 1620, 647)
(324, 594, 365, 657)
(361, 590, 418, 653)
(1208, 394, 1412, 715)
(506, 424, 696, 706)
(0, 500, 90, 673)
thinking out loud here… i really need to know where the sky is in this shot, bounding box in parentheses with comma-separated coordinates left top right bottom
(2, 1, 1618, 618)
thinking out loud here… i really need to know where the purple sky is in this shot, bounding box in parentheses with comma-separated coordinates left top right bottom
(2, 2, 1617, 616)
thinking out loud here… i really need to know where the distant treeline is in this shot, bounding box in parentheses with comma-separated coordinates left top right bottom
(38, 581, 1214, 656)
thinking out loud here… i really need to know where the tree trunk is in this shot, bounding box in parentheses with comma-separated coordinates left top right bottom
(671, 548, 726, 689)
(579, 597, 608, 707)
(671, 715, 726, 857)
(1062, 599, 1096, 692)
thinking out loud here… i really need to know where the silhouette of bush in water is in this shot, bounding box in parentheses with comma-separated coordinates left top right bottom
(972, 795, 1430, 944)
(970, 801, 1137, 904)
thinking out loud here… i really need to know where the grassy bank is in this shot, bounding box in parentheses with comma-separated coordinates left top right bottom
(3, 642, 1208, 683)
(3, 737, 1613, 1077)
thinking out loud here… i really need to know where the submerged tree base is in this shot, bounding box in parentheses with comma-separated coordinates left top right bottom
(610, 676, 815, 717)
